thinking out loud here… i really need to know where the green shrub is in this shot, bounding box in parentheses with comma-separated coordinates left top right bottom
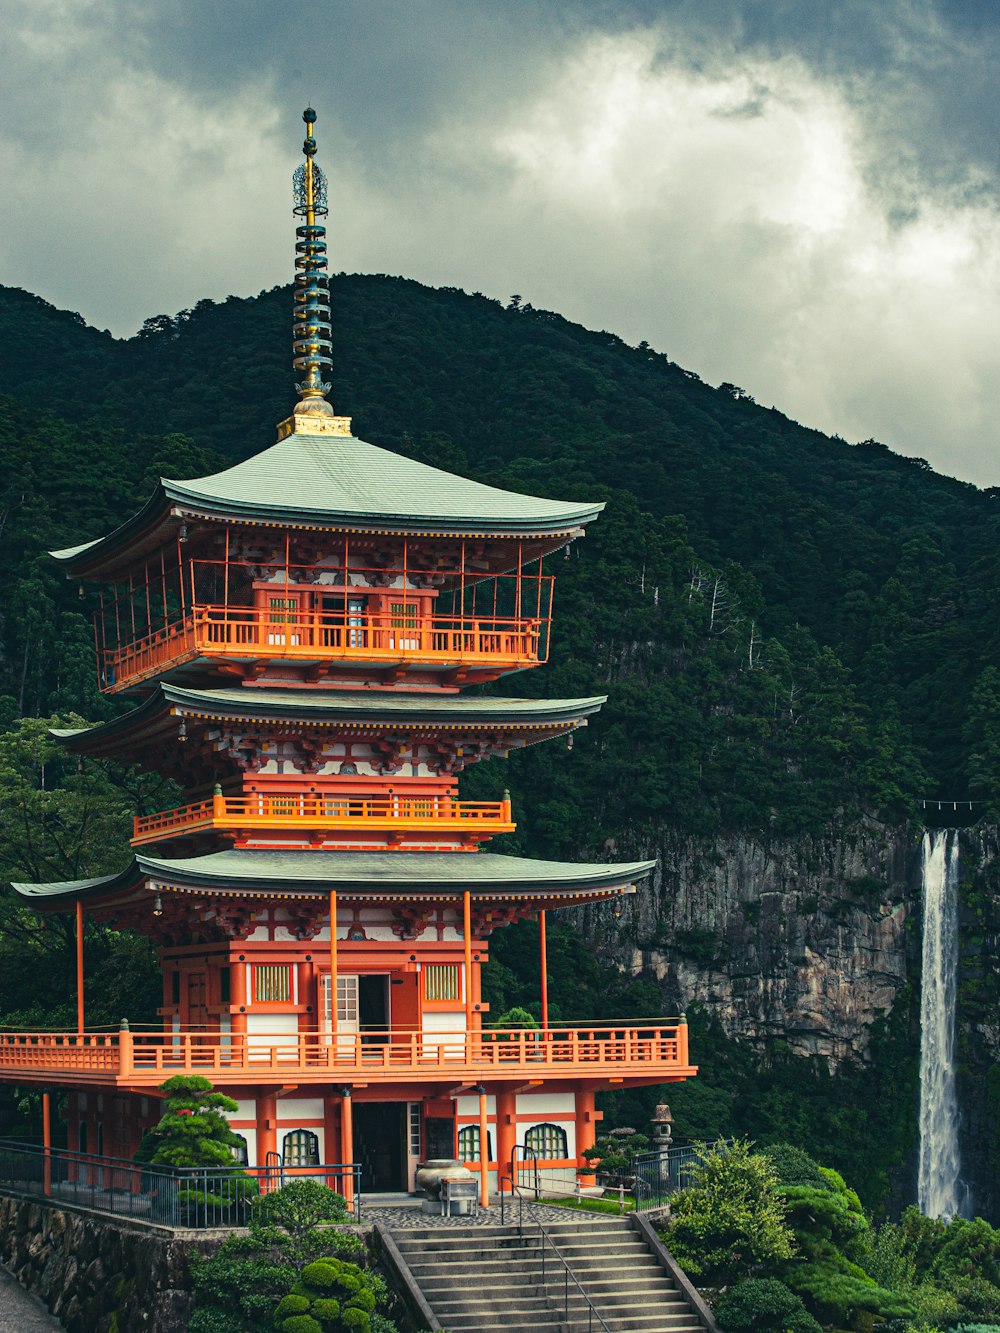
(280, 1318, 323, 1333)
(758, 1144, 827, 1190)
(664, 1140, 795, 1283)
(715, 1277, 819, 1333)
(188, 1310, 246, 1333)
(310, 1299, 342, 1321)
(340, 1312, 369, 1331)
(274, 1295, 312, 1319)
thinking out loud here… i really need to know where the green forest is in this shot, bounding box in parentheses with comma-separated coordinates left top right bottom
(0, 277, 998, 1211)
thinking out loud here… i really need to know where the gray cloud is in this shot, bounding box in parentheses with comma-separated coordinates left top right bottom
(1, 0, 999, 484)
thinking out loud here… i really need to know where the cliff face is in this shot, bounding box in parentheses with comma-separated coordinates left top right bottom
(956, 827, 1000, 1223)
(602, 821, 919, 1064)
(586, 820, 1000, 1221)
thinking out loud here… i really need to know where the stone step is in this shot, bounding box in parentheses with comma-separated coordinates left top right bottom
(416, 1273, 682, 1299)
(433, 1294, 695, 1321)
(401, 1254, 665, 1281)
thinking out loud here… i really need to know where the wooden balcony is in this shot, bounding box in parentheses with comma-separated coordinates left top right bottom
(99, 606, 547, 693)
(131, 792, 515, 847)
(0, 1022, 694, 1090)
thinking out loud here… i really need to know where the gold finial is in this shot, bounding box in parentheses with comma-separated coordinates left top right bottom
(279, 107, 351, 439)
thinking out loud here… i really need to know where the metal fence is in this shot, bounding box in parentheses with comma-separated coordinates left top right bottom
(632, 1139, 733, 1213)
(0, 1139, 362, 1229)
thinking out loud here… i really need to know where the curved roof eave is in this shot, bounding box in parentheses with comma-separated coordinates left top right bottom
(49, 433, 605, 577)
(11, 851, 656, 908)
(51, 685, 607, 755)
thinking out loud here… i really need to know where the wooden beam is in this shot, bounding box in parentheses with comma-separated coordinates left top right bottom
(75, 901, 85, 1035)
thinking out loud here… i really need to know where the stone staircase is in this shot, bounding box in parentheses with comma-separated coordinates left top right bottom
(380, 1215, 713, 1332)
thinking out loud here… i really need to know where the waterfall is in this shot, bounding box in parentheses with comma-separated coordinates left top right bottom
(917, 829, 966, 1219)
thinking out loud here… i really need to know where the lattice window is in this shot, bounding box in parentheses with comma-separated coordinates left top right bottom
(283, 1129, 319, 1167)
(524, 1123, 568, 1159)
(458, 1125, 493, 1162)
(254, 964, 291, 1003)
(390, 602, 418, 628)
(424, 963, 461, 1002)
(268, 596, 298, 624)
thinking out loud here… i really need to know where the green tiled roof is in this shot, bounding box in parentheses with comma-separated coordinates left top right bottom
(12, 850, 654, 905)
(51, 683, 606, 752)
(51, 431, 604, 571)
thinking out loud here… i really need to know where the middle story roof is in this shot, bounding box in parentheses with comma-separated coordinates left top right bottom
(53, 683, 606, 768)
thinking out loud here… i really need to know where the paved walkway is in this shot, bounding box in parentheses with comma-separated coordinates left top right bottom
(0, 1266, 62, 1331)
(362, 1197, 621, 1229)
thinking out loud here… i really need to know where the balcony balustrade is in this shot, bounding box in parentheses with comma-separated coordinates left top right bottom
(94, 557, 554, 693)
(0, 1022, 693, 1089)
(131, 791, 515, 846)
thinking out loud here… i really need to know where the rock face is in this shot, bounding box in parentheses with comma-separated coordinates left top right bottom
(602, 820, 919, 1065)
(0, 1194, 216, 1333)
(587, 818, 1000, 1221)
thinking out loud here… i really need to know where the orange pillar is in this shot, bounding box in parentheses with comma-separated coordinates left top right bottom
(463, 890, 473, 1033)
(538, 909, 549, 1031)
(329, 889, 339, 1039)
(230, 955, 247, 1042)
(42, 1091, 52, 1197)
(576, 1088, 599, 1185)
(496, 1087, 517, 1193)
(257, 1092, 277, 1183)
(76, 901, 85, 1034)
(339, 1089, 355, 1208)
(477, 1086, 490, 1208)
(677, 1012, 689, 1067)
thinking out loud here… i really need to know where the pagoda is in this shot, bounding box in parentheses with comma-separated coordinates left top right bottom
(2, 111, 695, 1204)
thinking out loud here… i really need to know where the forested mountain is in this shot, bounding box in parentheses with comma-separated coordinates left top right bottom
(2, 277, 998, 806)
(2, 277, 1000, 1211)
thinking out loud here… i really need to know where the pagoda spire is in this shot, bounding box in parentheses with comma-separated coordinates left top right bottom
(279, 107, 351, 439)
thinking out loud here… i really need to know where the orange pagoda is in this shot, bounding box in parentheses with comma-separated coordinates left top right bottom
(2, 110, 695, 1204)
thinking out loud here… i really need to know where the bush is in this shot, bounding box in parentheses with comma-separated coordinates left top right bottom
(715, 1277, 820, 1333)
(664, 1141, 795, 1283)
(280, 1319, 323, 1333)
(758, 1143, 827, 1190)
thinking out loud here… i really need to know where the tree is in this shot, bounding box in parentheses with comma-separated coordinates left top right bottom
(139, 1075, 256, 1222)
(663, 1141, 795, 1282)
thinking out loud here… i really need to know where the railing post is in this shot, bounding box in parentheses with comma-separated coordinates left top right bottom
(677, 1012, 689, 1066)
(119, 1019, 133, 1078)
(212, 783, 226, 821)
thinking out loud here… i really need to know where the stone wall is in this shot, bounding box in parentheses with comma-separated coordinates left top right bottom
(0, 1192, 217, 1333)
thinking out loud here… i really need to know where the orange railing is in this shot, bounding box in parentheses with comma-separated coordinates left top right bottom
(100, 605, 548, 693)
(0, 1022, 693, 1087)
(132, 792, 515, 845)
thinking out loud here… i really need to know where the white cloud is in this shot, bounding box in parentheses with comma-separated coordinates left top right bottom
(2, 13, 999, 485)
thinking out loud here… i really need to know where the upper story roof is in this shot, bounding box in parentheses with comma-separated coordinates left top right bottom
(51, 430, 604, 579)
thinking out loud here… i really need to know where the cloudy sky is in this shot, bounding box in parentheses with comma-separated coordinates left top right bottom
(2, 0, 999, 484)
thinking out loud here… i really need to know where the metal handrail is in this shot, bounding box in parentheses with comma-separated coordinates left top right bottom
(497, 1165, 612, 1332)
(511, 1142, 540, 1196)
(536, 1217, 613, 1333)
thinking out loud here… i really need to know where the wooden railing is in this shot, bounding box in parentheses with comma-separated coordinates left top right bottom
(132, 792, 515, 845)
(0, 1022, 693, 1087)
(99, 605, 548, 693)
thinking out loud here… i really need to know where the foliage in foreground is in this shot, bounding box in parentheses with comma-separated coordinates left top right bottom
(188, 1180, 397, 1332)
(663, 1141, 1000, 1332)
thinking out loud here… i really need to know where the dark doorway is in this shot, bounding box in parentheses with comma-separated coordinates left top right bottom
(353, 1102, 407, 1191)
(359, 974, 388, 1043)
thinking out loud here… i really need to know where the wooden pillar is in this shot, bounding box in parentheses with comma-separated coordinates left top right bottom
(477, 1086, 490, 1208)
(339, 1089, 354, 1207)
(575, 1088, 599, 1185)
(538, 909, 549, 1032)
(463, 890, 473, 1034)
(42, 1091, 52, 1197)
(496, 1087, 517, 1193)
(76, 900, 85, 1034)
(323, 1096, 339, 1186)
(256, 1092, 277, 1181)
(329, 889, 339, 1038)
(230, 955, 247, 1042)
